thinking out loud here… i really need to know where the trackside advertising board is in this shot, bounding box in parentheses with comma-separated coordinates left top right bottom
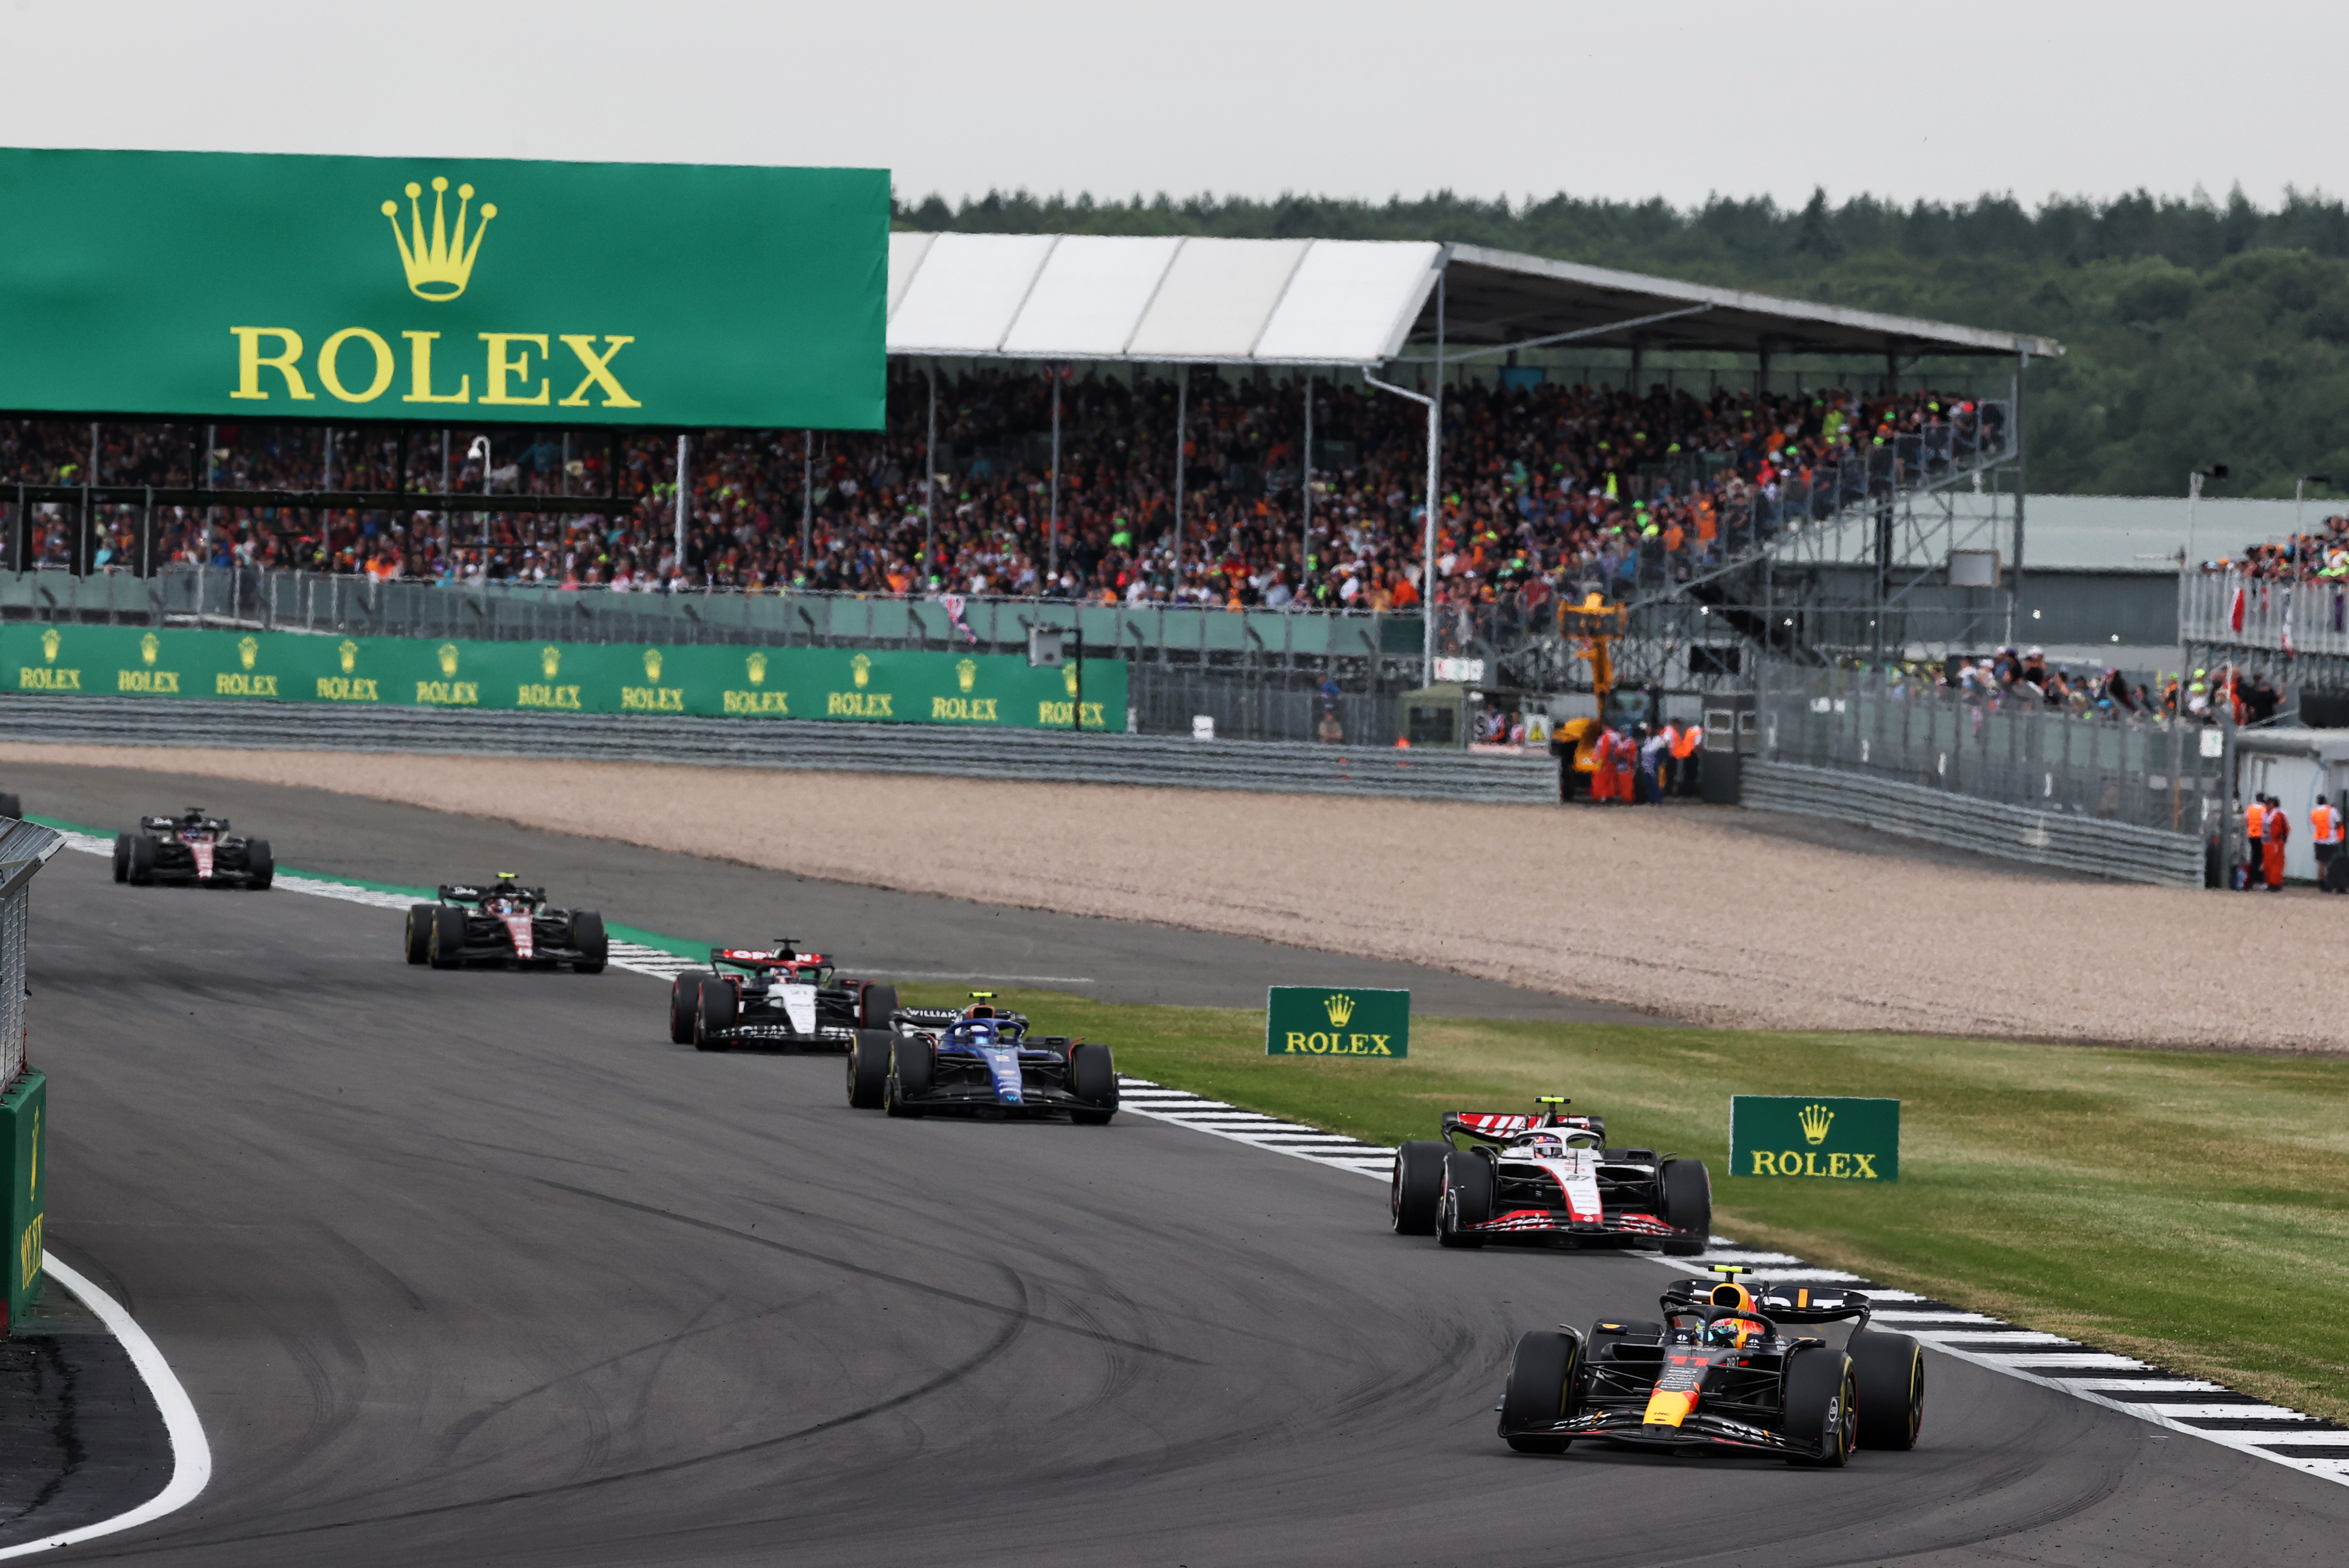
(3, 1071, 44, 1329)
(1729, 1095, 1899, 1182)
(1266, 987, 1409, 1057)
(1, 624, 1123, 730)
(0, 147, 886, 429)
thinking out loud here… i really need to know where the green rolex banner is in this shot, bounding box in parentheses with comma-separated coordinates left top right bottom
(0, 147, 886, 429)
(1266, 987, 1409, 1057)
(2, 1071, 44, 1331)
(1730, 1095, 1899, 1182)
(0, 623, 1123, 731)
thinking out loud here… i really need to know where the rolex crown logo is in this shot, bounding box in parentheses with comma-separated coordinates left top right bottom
(437, 643, 460, 677)
(642, 648, 662, 681)
(1063, 663, 1080, 697)
(139, 632, 159, 666)
(955, 657, 977, 694)
(542, 646, 561, 679)
(1323, 993, 1355, 1027)
(851, 653, 872, 689)
(338, 638, 358, 674)
(39, 628, 59, 663)
(1799, 1104, 1834, 1145)
(237, 635, 259, 671)
(382, 176, 495, 302)
(747, 651, 767, 685)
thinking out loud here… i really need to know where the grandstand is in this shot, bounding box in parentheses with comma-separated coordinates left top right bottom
(1, 234, 2058, 736)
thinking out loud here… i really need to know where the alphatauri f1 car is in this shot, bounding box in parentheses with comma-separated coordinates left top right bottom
(846, 994, 1118, 1123)
(404, 875, 607, 972)
(1495, 1266, 1925, 1466)
(1390, 1097, 1710, 1254)
(113, 808, 274, 889)
(667, 944, 898, 1052)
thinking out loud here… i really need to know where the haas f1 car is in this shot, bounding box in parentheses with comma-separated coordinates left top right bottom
(667, 944, 898, 1052)
(1495, 1266, 1926, 1467)
(403, 876, 607, 972)
(1391, 1097, 1710, 1254)
(846, 994, 1119, 1124)
(112, 809, 274, 889)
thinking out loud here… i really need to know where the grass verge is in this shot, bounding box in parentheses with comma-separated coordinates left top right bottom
(898, 983, 2349, 1423)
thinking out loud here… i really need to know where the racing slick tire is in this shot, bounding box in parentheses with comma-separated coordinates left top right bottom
(112, 834, 131, 883)
(1849, 1329, 1925, 1451)
(404, 905, 434, 965)
(0, 793, 19, 820)
(1783, 1347, 1857, 1468)
(1436, 1148, 1494, 1249)
(858, 982, 899, 1031)
(884, 1035, 931, 1118)
(570, 911, 608, 974)
(670, 971, 709, 1045)
(1499, 1328, 1582, 1453)
(846, 1030, 891, 1109)
(1067, 1041, 1118, 1124)
(1659, 1157, 1712, 1255)
(695, 976, 738, 1052)
(243, 839, 274, 889)
(127, 834, 156, 886)
(1390, 1140, 1446, 1235)
(429, 905, 467, 969)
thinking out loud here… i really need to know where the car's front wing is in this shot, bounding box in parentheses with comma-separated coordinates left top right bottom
(1466, 1207, 1689, 1245)
(1537, 1406, 1817, 1457)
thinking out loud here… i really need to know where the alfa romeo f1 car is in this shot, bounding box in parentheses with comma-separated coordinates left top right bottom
(667, 943, 898, 1052)
(112, 808, 274, 889)
(403, 875, 607, 972)
(1495, 1266, 1926, 1467)
(1390, 1097, 1709, 1254)
(846, 994, 1118, 1124)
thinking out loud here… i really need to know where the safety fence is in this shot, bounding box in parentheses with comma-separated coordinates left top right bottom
(1759, 664, 2224, 837)
(0, 695, 1558, 805)
(1740, 761, 2203, 887)
(0, 819, 64, 1084)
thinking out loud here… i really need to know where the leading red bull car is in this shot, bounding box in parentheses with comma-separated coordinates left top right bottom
(1389, 1096, 1710, 1255)
(1494, 1266, 1926, 1466)
(404, 874, 607, 973)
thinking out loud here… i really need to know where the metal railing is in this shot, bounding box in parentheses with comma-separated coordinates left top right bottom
(1759, 663, 2222, 838)
(0, 820, 66, 1084)
(2179, 569, 2345, 658)
(0, 695, 1552, 804)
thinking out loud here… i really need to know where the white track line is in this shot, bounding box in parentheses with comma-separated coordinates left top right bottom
(0, 1254, 212, 1560)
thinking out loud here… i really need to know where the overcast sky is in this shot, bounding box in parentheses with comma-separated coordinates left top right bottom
(1, 0, 2337, 214)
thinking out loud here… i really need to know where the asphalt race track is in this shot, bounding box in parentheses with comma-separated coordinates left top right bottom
(16, 766, 2349, 1565)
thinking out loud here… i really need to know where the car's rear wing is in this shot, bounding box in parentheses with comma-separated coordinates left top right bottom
(710, 946, 829, 968)
(1442, 1110, 1607, 1147)
(439, 882, 549, 905)
(894, 1005, 1032, 1030)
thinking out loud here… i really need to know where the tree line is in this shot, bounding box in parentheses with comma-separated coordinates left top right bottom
(897, 185, 2349, 504)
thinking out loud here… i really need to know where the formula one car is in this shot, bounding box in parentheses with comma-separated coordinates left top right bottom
(1389, 1097, 1710, 1254)
(403, 874, 607, 972)
(1494, 1265, 1925, 1467)
(845, 994, 1118, 1123)
(667, 942, 898, 1052)
(112, 808, 274, 889)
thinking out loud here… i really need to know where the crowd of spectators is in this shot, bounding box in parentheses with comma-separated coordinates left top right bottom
(1871, 644, 2280, 725)
(2199, 516, 2349, 582)
(0, 367, 1993, 609)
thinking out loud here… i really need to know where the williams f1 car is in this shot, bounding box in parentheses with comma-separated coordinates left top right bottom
(403, 875, 607, 972)
(1390, 1097, 1710, 1254)
(1495, 1265, 1925, 1466)
(112, 808, 274, 889)
(667, 943, 898, 1052)
(846, 994, 1118, 1123)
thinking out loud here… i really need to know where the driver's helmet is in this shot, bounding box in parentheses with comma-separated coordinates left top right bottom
(1702, 1317, 1760, 1349)
(1517, 1132, 1567, 1157)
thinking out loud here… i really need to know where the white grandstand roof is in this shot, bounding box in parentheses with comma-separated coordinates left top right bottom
(884, 233, 2061, 367)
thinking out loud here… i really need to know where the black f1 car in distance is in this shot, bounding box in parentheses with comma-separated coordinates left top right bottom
(1495, 1265, 1925, 1467)
(1390, 1097, 1710, 1254)
(112, 808, 274, 889)
(667, 943, 898, 1052)
(846, 994, 1118, 1124)
(403, 874, 607, 972)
